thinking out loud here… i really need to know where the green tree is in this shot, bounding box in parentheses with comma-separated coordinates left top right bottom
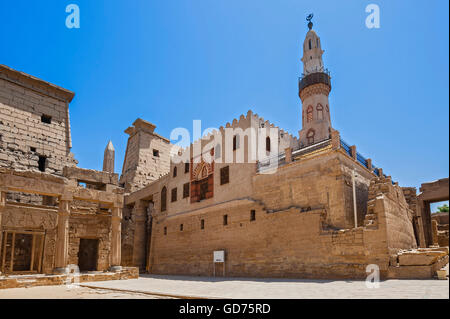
(437, 204, 449, 213)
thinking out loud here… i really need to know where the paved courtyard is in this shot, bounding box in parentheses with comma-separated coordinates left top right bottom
(1, 266, 448, 299)
(78, 274, 448, 299)
(0, 285, 170, 299)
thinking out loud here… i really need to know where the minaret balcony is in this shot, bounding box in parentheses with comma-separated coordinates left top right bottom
(298, 69, 332, 93)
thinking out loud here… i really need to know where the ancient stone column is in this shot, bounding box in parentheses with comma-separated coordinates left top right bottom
(54, 198, 71, 273)
(432, 219, 439, 246)
(110, 205, 123, 272)
(145, 202, 154, 272)
(415, 214, 427, 248)
(132, 200, 148, 271)
(146, 208, 158, 274)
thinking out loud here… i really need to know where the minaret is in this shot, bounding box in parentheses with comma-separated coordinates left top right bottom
(298, 15, 332, 147)
(103, 140, 115, 173)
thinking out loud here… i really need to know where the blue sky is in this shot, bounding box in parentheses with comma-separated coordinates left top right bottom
(0, 1, 448, 208)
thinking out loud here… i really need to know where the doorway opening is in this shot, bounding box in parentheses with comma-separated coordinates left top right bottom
(0, 230, 45, 274)
(78, 238, 99, 272)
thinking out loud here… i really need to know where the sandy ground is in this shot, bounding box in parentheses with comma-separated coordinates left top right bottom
(78, 275, 449, 299)
(0, 285, 173, 299)
(1, 264, 448, 299)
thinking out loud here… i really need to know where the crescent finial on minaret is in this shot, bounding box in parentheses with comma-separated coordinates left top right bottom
(306, 13, 314, 30)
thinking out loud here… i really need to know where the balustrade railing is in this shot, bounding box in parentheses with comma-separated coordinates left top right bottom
(256, 139, 331, 172)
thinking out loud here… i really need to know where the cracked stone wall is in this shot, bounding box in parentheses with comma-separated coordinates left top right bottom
(0, 67, 77, 204)
(0, 73, 77, 174)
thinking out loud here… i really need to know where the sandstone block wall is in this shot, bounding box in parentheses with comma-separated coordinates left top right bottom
(120, 120, 171, 192)
(0, 68, 76, 175)
(148, 201, 390, 279)
(142, 150, 425, 279)
(431, 212, 449, 247)
(367, 177, 417, 255)
(252, 151, 373, 230)
(145, 152, 412, 279)
(0, 66, 77, 206)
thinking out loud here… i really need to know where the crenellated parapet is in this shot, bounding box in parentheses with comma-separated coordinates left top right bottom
(174, 109, 299, 161)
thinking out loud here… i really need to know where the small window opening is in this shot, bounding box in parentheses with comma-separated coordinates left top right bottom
(41, 115, 52, 124)
(153, 149, 160, 157)
(183, 183, 190, 198)
(180, 224, 183, 231)
(223, 214, 228, 226)
(78, 182, 87, 188)
(215, 144, 221, 159)
(220, 166, 229, 185)
(38, 156, 47, 172)
(161, 187, 167, 211)
(266, 137, 271, 152)
(164, 227, 167, 235)
(250, 210, 256, 221)
(201, 219, 205, 230)
(171, 188, 177, 202)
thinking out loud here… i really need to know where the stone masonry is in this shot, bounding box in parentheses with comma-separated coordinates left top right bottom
(119, 21, 448, 279)
(0, 64, 77, 175)
(1, 19, 447, 283)
(0, 65, 136, 286)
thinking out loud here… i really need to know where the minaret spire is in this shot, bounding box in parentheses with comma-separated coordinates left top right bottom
(301, 14, 325, 75)
(298, 15, 333, 147)
(103, 140, 115, 173)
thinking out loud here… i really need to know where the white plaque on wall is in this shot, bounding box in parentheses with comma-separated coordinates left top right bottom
(213, 250, 225, 263)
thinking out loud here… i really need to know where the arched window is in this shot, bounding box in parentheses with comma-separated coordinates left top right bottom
(173, 166, 177, 178)
(317, 104, 324, 120)
(266, 136, 271, 152)
(161, 187, 167, 212)
(308, 39, 312, 50)
(307, 129, 315, 145)
(233, 135, 239, 150)
(307, 105, 313, 123)
(215, 144, 221, 159)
